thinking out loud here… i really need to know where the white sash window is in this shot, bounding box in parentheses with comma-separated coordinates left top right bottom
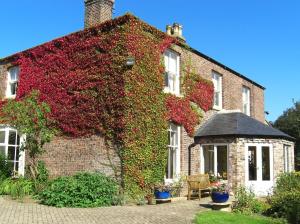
(6, 66, 19, 98)
(164, 50, 180, 95)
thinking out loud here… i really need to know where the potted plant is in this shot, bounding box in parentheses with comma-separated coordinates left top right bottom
(210, 180, 230, 203)
(154, 183, 172, 200)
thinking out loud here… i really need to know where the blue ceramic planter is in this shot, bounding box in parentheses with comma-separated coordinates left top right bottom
(211, 191, 229, 203)
(154, 191, 171, 199)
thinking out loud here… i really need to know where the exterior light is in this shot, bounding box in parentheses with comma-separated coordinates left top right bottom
(126, 57, 135, 67)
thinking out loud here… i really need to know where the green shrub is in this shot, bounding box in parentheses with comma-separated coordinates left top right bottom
(0, 178, 33, 199)
(38, 172, 119, 207)
(267, 172, 300, 224)
(274, 172, 300, 193)
(32, 161, 50, 194)
(268, 191, 300, 223)
(0, 153, 12, 180)
(233, 186, 268, 215)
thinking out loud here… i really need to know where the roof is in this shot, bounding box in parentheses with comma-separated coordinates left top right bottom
(0, 14, 264, 90)
(194, 112, 294, 141)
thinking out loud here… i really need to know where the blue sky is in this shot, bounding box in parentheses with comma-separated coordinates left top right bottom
(0, 0, 299, 121)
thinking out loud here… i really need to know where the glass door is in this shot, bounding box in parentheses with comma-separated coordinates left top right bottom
(245, 144, 273, 196)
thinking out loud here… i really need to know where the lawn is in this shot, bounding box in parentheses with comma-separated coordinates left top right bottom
(194, 211, 286, 224)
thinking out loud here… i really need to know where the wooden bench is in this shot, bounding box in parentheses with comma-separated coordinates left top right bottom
(187, 174, 210, 200)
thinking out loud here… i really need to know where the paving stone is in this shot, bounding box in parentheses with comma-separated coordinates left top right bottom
(0, 197, 209, 224)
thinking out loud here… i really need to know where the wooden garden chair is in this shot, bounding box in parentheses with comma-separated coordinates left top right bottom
(187, 174, 210, 200)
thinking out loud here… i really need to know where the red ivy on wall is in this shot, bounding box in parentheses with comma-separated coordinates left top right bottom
(4, 13, 214, 196)
(165, 95, 199, 136)
(165, 63, 214, 137)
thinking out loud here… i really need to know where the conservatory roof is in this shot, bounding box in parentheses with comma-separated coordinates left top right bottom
(194, 112, 294, 141)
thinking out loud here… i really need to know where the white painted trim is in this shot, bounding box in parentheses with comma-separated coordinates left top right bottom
(212, 72, 223, 110)
(244, 143, 274, 196)
(163, 49, 180, 97)
(165, 125, 181, 184)
(5, 67, 19, 99)
(0, 126, 25, 176)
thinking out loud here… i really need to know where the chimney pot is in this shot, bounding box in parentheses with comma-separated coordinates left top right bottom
(166, 25, 172, 35)
(166, 23, 185, 42)
(84, 0, 115, 28)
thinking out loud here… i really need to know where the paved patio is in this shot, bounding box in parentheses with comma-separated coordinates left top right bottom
(0, 197, 210, 224)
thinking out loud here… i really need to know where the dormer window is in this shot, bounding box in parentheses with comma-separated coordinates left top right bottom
(6, 66, 19, 98)
(164, 50, 180, 95)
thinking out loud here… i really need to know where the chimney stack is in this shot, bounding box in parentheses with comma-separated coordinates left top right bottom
(166, 23, 185, 41)
(84, 0, 115, 28)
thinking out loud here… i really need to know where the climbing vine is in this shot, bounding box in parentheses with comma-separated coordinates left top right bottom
(3, 14, 213, 199)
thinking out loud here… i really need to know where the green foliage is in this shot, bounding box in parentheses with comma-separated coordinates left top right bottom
(120, 21, 170, 200)
(0, 178, 33, 199)
(274, 171, 300, 193)
(0, 152, 12, 180)
(0, 90, 57, 179)
(32, 161, 50, 193)
(233, 187, 269, 215)
(274, 102, 300, 170)
(38, 172, 119, 207)
(194, 211, 286, 224)
(267, 172, 300, 223)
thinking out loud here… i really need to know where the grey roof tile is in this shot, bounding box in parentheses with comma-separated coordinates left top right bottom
(194, 112, 294, 140)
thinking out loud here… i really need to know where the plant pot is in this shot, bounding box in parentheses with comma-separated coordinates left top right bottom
(154, 190, 170, 199)
(211, 191, 229, 203)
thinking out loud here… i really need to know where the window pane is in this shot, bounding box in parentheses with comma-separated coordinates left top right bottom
(9, 67, 19, 81)
(164, 72, 169, 87)
(14, 162, 19, 173)
(17, 134, 20, 145)
(15, 147, 20, 162)
(0, 131, 5, 143)
(217, 146, 227, 180)
(203, 145, 214, 175)
(7, 146, 16, 160)
(166, 147, 176, 179)
(8, 130, 16, 145)
(169, 54, 177, 74)
(248, 146, 257, 181)
(214, 92, 219, 107)
(0, 146, 5, 156)
(262, 147, 270, 180)
(10, 83, 17, 95)
(284, 145, 290, 172)
(166, 125, 178, 179)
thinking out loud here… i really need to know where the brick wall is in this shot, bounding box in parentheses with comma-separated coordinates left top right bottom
(173, 45, 265, 123)
(0, 62, 11, 99)
(37, 135, 120, 178)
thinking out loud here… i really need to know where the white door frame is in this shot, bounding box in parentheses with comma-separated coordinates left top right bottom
(245, 143, 274, 196)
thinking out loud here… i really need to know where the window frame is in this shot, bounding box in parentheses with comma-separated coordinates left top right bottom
(212, 71, 223, 110)
(0, 126, 25, 176)
(164, 49, 180, 96)
(165, 124, 181, 183)
(242, 86, 251, 116)
(200, 143, 229, 179)
(284, 145, 291, 173)
(6, 66, 20, 98)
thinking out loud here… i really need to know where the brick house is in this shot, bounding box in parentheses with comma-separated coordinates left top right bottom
(0, 0, 294, 196)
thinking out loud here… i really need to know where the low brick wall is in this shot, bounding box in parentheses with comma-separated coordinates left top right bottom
(36, 135, 120, 178)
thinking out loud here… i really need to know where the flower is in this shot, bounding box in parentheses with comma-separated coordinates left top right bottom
(210, 180, 230, 193)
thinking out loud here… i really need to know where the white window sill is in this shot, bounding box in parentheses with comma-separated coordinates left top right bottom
(4, 95, 16, 100)
(163, 88, 183, 97)
(213, 105, 222, 111)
